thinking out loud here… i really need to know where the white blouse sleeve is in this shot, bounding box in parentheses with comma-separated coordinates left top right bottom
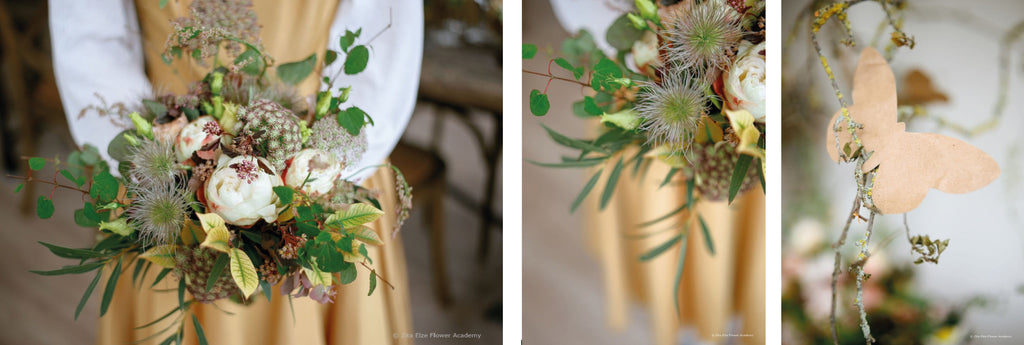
(49, 0, 153, 165)
(323, 0, 424, 183)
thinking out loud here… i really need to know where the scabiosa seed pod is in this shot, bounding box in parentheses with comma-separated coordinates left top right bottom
(237, 99, 303, 171)
(307, 116, 367, 168)
(666, 0, 744, 76)
(127, 184, 192, 246)
(692, 140, 758, 201)
(175, 246, 240, 303)
(635, 70, 710, 164)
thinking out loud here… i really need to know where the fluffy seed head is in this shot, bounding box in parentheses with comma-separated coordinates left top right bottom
(666, 1, 743, 74)
(128, 184, 192, 246)
(635, 71, 710, 163)
(129, 139, 182, 187)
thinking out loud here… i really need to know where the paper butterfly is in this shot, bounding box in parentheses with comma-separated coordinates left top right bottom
(825, 47, 1000, 214)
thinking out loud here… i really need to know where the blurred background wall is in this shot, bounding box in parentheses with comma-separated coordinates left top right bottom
(0, 1, 503, 343)
(782, 0, 1024, 342)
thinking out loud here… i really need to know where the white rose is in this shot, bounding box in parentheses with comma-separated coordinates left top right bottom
(204, 155, 283, 226)
(723, 41, 766, 122)
(284, 149, 343, 197)
(175, 116, 221, 162)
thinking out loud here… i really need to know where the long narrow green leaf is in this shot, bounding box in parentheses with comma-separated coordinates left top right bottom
(31, 261, 106, 276)
(599, 157, 625, 210)
(368, 270, 377, 296)
(540, 123, 609, 154)
(686, 178, 695, 207)
(39, 241, 106, 259)
(135, 304, 185, 329)
(659, 168, 680, 188)
(698, 215, 715, 256)
(527, 159, 606, 168)
(131, 259, 146, 287)
(260, 280, 273, 302)
(756, 158, 765, 194)
(136, 261, 152, 291)
(75, 268, 104, 320)
(191, 314, 209, 345)
(571, 169, 603, 213)
(637, 202, 690, 228)
(177, 278, 186, 311)
(100, 258, 123, 316)
(151, 268, 173, 288)
(639, 234, 682, 261)
(206, 253, 229, 292)
(673, 233, 689, 317)
(728, 154, 753, 204)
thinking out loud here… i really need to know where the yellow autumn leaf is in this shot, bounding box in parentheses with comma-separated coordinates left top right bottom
(349, 225, 383, 246)
(326, 203, 384, 228)
(197, 213, 231, 253)
(725, 109, 765, 161)
(228, 248, 258, 298)
(646, 144, 690, 168)
(302, 260, 333, 287)
(180, 220, 206, 245)
(139, 244, 179, 268)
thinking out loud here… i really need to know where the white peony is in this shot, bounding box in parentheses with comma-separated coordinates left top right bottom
(283, 149, 343, 197)
(175, 116, 221, 162)
(204, 155, 284, 226)
(723, 40, 766, 122)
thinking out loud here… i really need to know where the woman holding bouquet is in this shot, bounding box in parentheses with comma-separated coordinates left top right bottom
(49, 0, 422, 344)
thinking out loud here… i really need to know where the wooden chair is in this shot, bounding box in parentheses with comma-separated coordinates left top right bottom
(390, 140, 451, 306)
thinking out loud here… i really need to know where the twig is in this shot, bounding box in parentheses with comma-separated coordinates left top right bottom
(7, 174, 90, 195)
(830, 194, 861, 345)
(359, 261, 395, 290)
(522, 69, 592, 88)
(854, 211, 877, 344)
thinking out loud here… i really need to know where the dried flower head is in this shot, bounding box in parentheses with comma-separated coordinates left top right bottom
(129, 139, 183, 187)
(665, 0, 743, 74)
(635, 70, 710, 163)
(229, 159, 258, 184)
(163, 0, 262, 66)
(392, 166, 413, 237)
(128, 184, 192, 246)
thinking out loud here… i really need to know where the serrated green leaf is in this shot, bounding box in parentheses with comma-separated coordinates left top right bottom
(529, 90, 550, 116)
(338, 262, 357, 284)
(344, 45, 369, 75)
(75, 268, 103, 320)
(229, 248, 259, 298)
(277, 53, 316, 85)
(100, 257, 122, 316)
(273, 186, 294, 205)
(698, 215, 715, 256)
(206, 253, 229, 292)
(553, 58, 583, 79)
(327, 203, 384, 228)
(36, 196, 54, 219)
(31, 261, 106, 276)
(59, 169, 82, 187)
(640, 234, 682, 261)
(39, 241, 105, 259)
(583, 96, 603, 115)
(28, 157, 46, 170)
(571, 169, 603, 213)
(90, 171, 119, 203)
(339, 29, 360, 53)
(728, 154, 753, 204)
(522, 44, 538, 59)
(368, 270, 377, 296)
(599, 157, 625, 210)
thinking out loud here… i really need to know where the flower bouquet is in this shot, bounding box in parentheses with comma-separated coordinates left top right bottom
(523, 0, 765, 301)
(10, 3, 410, 343)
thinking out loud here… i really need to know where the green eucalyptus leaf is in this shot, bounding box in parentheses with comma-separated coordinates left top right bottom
(522, 44, 538, 59)
(36, 196, 54, 219)
(28, 157, 46, 171)
(606, 14, 645, 51)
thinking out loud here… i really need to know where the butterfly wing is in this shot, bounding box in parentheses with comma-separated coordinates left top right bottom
(868, 132, 1000, 214)
(826, 47, 900, 166)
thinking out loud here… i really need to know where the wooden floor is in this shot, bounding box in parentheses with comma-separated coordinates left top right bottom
(0, 102, 503, 344)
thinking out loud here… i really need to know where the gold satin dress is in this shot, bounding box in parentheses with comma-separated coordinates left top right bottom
(97, 1, 412, 344)
(586, 150, 765, 345)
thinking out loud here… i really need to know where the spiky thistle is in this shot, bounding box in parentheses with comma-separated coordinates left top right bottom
(128, 138, 183, 188)
(665, 0, 743, 75)
(635, 70, 710, 163)
(127, 184, 192, 246)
